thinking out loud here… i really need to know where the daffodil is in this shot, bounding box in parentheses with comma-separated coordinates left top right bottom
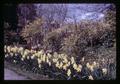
(53, 58, 58, 63)
(27, 56, 30, 60)
(102, 68, 107, 75)
(5, 54, 9, 58)
(38, 64, 41, 68)
(59, 62, 63, 68)
(38, 58, 42, 64)
(13, 60, 16, 63)
(46, 57, 49, 63)
(7, 46, 11, 53)
(21, 58, 24, 61)
(88, 75, 94, 80)
(76, 64, 82, 72)
(55, 61, 59, 68)
(48, 61, 51, 66)
(42, 54, 46, 62)
(86, 62, 94, 72)
(63, 64, 67, 70)
(10, 52, 14, 57)
(67, 69, 71, 77)
(71, 57, 75, 64)
(31, 55, 35, 59)
(86, 62, 90, 68)
(67, 61, 70, 65)
(53, 52, 58, 57)
(47, 53, 52, 58)
(73, 63, 77, 70)
(81, 57, 85, 62)
(39, 50, 44, 55)
(89, 65, 94, 72)
(18, 47, 24, 53)
(4, 45, 7, 49)
(63, 57, 68, 63)
(93, 61, 97, 67)
(22, 55, 26, 59)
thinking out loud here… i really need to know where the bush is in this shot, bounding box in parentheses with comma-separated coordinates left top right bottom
(21, 18, 44, 47)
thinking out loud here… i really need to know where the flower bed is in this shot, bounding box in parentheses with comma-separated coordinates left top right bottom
(4, 45, 113, 80)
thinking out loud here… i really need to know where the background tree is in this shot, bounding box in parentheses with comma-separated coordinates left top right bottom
(36, 4, 68, 29)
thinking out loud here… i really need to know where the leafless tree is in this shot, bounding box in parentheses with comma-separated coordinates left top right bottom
(36, 4, 68, 28)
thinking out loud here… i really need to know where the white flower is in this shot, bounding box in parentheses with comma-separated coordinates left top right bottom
(63, 57, 68, 63)
(68, 61, 70, 66)
(22, 54, 26, 58)
(88, 75, 94, 80)
(93, 61, 97, 67)
(10, 52, 13, 57)
(24, 49, 29, 56)
(86, 62, 90, 68)
(39, 50, 44, 55)
(55, 61, 59, 68)
(46, 57, 49, 63)
(7, 46, 11, 53)
(76, 64, 82, 72)
(63, 64, 67, 70)
(18, 47, 24, 52)
(31, 55, 35, 59)
(5, 54, 9, 58)
(13, 60, 16, 63)
(81, 57, 85, 62)
(27, 56, 30, 60)
(38, 64, 41, 68)
(38, 59, 42, 64)
(53, 58, 58, 63)
(102, 68, 107, 75)
(59, 62, 63, 68)
(48, 62, 51, 66)
(47, 53, 52, 58)
(53, 52, 58, 57)
(73, 63, 77, 70)
(4, 45, 7, 49)
(15, 53, 18, 56)
(71, 57, 75, 64)
(67, 69, 71, 76)
(89, 65, 94, 72)
(86, 62, 94, 72)
(42, 54, 46, 62)
(21, 58, 24, 61)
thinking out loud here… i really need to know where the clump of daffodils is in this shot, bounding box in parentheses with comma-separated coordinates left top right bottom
(4, 45, 110, 80)
(86, 61, 99, 72)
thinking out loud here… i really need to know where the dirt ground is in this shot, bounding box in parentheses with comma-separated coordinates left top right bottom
(4, 61, 53, 80)
(4, 68, 30, 80)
